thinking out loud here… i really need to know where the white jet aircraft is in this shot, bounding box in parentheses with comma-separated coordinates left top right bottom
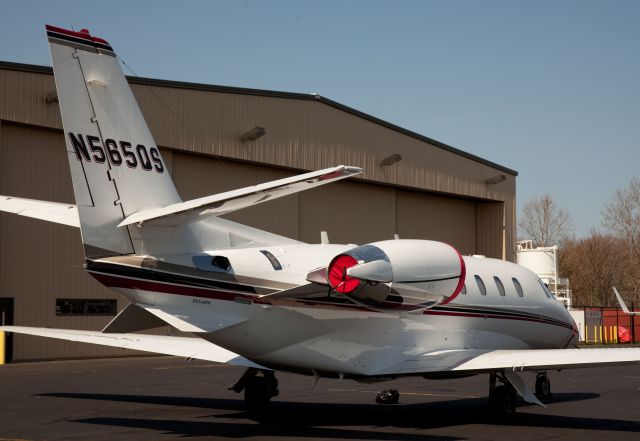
(1, 25, 640, 418)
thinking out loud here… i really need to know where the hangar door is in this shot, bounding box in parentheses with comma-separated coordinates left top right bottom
(170, 151, 503, 258)
(172, 152, 300, 240)
(396, 190, 477, 256)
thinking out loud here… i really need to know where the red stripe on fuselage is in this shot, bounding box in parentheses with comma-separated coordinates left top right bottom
(91, 271, 574, 331)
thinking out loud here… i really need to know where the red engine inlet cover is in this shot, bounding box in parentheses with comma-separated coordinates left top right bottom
(328, 254, 360, 293)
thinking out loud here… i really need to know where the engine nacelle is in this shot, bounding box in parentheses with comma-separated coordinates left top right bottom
(326, 239, 465, 308)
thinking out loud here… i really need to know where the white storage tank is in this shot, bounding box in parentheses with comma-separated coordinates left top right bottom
(516, 240, 572, 309)
(516, 246, 556, 279)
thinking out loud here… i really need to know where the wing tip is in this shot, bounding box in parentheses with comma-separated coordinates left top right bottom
(344, 165, 365, 175)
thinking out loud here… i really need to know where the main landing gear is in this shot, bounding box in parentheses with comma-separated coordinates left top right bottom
(488, 371, 552, 420)
(489, 372, 517, 420)
(230, 368, 279, 412)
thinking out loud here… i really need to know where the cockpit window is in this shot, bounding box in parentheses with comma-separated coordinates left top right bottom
(512, 278, 524, 297)
(538, 279, 555, 299)
(475, 275, 487, 296)
(260, 250, 282, 271)
(494, 276, 505, 296)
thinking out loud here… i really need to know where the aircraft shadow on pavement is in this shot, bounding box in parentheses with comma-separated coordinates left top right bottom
(37, 391, 640, 438)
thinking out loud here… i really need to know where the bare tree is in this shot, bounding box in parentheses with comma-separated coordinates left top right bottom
(559, 232, 629, 306)
(603, 177, 640, 305)
(519, 194, 573, 247)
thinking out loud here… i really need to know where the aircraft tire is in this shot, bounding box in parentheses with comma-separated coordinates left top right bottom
(244, 376, 271, 412)
(490, 385, 516, 420)
(375, 388, 400, 404)
(535, 373, 552, 398)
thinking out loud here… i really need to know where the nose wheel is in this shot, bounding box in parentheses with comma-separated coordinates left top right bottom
(535, 372, 552, 399)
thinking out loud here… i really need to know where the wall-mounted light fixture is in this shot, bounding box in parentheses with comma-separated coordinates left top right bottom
(241, 126, 266, 142)
(486, 174, 506, 185)
(45, 91, 58, 104)
(380, 153, 402, 167)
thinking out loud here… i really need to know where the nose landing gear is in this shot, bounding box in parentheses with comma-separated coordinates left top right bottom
(535, 372, 552, 399)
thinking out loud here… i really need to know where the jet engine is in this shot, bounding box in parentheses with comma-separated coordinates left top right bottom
(322, 239, 465, 310)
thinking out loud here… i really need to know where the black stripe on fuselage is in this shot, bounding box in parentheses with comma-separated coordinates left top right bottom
(87, 260, 575, 331)
(394, 275, 461, 284)
(86, 260, 263, 294)
(429, 304, 575, 330)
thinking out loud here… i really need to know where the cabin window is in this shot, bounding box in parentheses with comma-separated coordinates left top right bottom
(475, 275, 487, 296)
(461, 284, 467, 295)
(56, 299, 117, 316)
(512, 278, 524, 297)
(212, 256, 231, 271)
(259, 250, 282, 270)
(494, 277, 505, 296)
(193, 255, 231, 272)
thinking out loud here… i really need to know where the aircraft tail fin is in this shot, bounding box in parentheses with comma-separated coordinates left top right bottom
(613, 287, 638, 315)
(46, 25, 182, 257)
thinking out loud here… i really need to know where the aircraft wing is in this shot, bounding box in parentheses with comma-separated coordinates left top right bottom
(452, 347, 640, 372)
(118, 165, 363, 227)
(0, 196, 79, 227)
(376, 347, 640, 376)
(0, 326, 265, 369)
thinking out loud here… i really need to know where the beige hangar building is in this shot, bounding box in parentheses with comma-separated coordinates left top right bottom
(0, 61, 517, 362)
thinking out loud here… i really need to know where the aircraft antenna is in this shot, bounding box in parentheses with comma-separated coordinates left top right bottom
(118, 56, 233, 171)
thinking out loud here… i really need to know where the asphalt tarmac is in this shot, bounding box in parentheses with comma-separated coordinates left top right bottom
(1, 355, 639, 440)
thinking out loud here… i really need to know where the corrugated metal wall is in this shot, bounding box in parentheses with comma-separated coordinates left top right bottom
(299, 181, 397, 246)
(172, 153, 301, 239)
(476, 202, 506, 259)
(0, 63, 517, 361)
(0, 123, 134, 359)
(0, 67, 517, 256)
(396, 191, 477, 255)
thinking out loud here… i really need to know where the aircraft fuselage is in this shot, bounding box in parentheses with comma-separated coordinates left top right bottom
(88, 244, 576, 378)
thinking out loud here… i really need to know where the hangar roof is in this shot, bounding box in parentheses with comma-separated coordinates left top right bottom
(0, 60, 516, 176)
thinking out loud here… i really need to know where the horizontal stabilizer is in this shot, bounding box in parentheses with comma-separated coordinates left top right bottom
(1, 325, 265, 369)
(118, 165, 363, 227)
(0, 196, 79, 227)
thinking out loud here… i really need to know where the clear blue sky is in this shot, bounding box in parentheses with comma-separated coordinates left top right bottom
(2, 0, 639, 237)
